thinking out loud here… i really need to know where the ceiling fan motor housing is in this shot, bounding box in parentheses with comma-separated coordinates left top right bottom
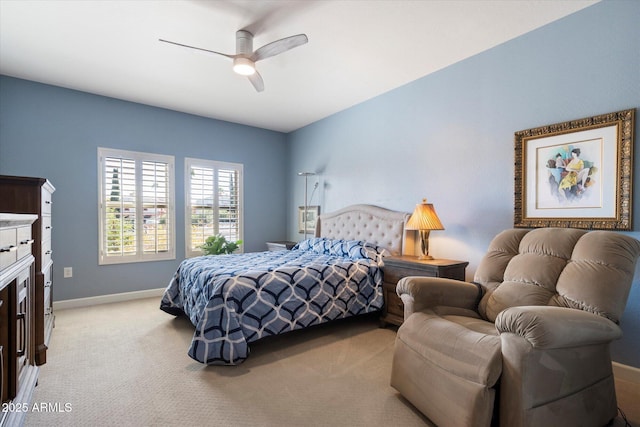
(236, 30, 253, 55)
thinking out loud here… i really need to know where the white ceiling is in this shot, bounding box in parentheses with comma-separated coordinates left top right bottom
(0, 0, 598, 133)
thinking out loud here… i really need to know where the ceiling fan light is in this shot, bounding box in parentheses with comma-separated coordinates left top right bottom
(233, 57, 255, 76)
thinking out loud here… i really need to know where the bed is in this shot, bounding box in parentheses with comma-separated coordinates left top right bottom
(160, 204, 409, 365)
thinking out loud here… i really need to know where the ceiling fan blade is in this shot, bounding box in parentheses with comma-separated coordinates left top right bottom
(159, 39, 235, 60)
(248, 71, 264, 92)
(251, 34, 308, 62)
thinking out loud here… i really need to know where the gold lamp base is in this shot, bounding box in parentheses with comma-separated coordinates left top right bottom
(418, 230, 434, 260)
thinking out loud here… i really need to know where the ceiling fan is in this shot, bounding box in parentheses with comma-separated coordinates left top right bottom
(159, 30, 308, 92)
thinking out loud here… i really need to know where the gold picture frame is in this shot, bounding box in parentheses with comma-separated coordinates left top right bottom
(514, 108, 635, 230)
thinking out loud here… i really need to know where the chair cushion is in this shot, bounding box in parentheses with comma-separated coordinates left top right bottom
(397, 308, 502, 387)
(553, 231, 640, 322)
(475, 228, 640, 323)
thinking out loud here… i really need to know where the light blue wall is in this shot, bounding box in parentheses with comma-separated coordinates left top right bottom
(286, 0, 640, 367)
(0, 76, 289, 300)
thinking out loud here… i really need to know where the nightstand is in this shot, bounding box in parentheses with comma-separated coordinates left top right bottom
(380, 256, 469, 327)
(266, 241, 297, 251)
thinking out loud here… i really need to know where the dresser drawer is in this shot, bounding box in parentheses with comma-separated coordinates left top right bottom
(43, 266, 53, 315)
(383, 264, 437, 283)
(41, 239, 52, 271)
(16, 226, 33, 260)
(42, 188, 53, 214)
(41, 215, 52, 241)
(0, 228, 17, 269)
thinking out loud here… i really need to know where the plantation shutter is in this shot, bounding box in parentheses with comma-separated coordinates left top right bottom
(142, 160, 170, 254)
(104, 156, 137, 257)
(99, 148, 175, 264)
(186, 158, 243, 258)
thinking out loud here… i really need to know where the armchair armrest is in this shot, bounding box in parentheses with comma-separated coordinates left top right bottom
(396, 276, 481, 320)
(495, 306, 622, 349)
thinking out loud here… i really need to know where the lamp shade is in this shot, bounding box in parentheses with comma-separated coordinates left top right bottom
(406, 199, 444, 230)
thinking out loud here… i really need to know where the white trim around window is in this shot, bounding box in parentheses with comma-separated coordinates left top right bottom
(98, 147, 176, 265)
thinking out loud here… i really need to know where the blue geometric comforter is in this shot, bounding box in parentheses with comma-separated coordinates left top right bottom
(160, 238, 387, 365)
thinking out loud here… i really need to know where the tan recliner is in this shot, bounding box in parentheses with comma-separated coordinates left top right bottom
(390, 228, 640, 427)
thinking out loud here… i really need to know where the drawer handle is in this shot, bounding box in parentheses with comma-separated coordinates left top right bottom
(20, 239, 35, 245)
(45, 250, 52, 255)
(17, 312, 26, 357)
(45, 226, 52, 230)
(45, 200, 52, 205)
(45, 281, 52, 287)
(0, 245, 17, 253)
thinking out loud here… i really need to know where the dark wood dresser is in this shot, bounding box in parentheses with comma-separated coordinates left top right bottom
(1, 213, 38, 427)
(0, 175, 55, 366)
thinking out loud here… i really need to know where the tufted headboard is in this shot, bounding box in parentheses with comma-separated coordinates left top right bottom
(315, 204, 410, 256)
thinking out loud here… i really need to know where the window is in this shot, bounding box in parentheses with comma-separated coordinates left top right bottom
(98, 148, 175, 265)
(185, 158, 243, 258)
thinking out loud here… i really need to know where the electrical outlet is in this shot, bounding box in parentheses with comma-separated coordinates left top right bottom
(63, 267, 73, 278)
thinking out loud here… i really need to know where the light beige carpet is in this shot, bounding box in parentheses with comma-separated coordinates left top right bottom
(25, 297, 639, 427)
(25, 297, 429, 427)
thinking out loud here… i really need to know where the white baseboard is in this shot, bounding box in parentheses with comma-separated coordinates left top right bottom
(53, 288, 165, 310)
(613, 361, 640, 384)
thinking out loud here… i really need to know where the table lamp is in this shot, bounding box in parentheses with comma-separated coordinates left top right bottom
(405, 198, 444, 260)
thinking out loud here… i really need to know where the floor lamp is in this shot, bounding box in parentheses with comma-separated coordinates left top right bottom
(298, 172, 315, 239)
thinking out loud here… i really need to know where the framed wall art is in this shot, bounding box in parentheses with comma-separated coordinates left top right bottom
(514, 108, 635, 230)
(298, 205, 320, 234)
